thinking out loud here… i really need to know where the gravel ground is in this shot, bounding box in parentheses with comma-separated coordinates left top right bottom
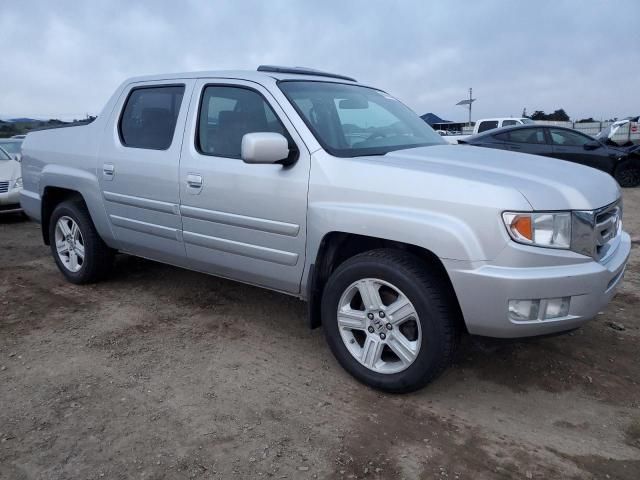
(1, 190, 640, 479)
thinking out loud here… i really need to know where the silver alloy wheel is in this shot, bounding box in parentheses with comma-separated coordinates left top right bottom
(54, 216, 85, 273)
(337, 278, 422, 374)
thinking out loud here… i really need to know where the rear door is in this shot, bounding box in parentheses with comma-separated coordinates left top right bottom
(178, 79, 310, 294)
(549, 128, 613, 172)
(98, 80, 194, 264)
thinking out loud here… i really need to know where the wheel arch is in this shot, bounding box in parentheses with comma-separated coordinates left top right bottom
(306, 232, 464, 331)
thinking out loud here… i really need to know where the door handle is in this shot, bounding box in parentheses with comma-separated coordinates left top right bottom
(187, 174, 203, 188)
(103, 163, 115, 180)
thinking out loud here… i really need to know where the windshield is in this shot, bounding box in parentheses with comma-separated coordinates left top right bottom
(0, 147, 11, 161)
(0, 141, 22, 154)
(279, 81, 445, 157)
(521, 118, 535, 124)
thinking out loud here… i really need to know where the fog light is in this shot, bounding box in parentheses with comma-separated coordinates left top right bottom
(508, 299, 540, 321)
(544, 297, 570, 319)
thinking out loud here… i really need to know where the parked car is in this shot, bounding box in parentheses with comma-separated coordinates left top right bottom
(0, 138, 24, 161)
(20, 66, 630, 392)
(459, 124, 640, 187)
(0, 146, 23, 213)
(442, 117, 535, 144)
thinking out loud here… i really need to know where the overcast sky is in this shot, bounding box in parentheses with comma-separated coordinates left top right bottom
(1, 0, 638, 122)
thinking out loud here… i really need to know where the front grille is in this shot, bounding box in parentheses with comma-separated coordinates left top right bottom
(0, 181, 9, 193)
(572, 200, 622, 262)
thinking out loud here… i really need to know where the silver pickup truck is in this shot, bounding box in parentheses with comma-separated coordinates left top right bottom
(20, 66, 630, 392)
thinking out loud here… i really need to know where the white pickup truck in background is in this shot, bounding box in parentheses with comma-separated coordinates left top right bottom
(441, 117, 535, 144)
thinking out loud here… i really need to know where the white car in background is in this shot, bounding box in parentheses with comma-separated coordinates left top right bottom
(442, 117, 535, 144)
(0, 146, 23, 214)
(0, 138, 24, 161)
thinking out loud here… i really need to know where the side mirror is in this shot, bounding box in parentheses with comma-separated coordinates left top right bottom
(241, 132, 290, 164)
(584, 140, 600, 151)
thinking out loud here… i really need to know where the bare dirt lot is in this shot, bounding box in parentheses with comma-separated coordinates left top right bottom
(2, 191, 640, 480)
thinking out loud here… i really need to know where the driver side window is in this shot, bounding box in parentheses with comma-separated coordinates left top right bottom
(197, 86, 289, 159)
(549, 129, 591, 147)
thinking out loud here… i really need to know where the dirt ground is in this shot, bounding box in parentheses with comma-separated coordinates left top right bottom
(1, 191, 640, 480)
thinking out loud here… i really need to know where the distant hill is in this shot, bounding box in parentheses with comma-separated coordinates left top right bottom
(7, 117, 41, 123)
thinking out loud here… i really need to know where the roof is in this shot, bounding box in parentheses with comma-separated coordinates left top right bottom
(124, 66, 359, 86)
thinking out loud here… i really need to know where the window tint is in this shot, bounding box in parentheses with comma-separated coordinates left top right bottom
(198, 86, 289, 158)
(549, 128, 591, 146)
(477, 121, 499, 133)
(119, 85, 185, 150)
(501, 128, 546, 144)
(502, 120, 518, 127)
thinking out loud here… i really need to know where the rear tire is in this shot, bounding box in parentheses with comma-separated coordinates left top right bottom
(49, 199, 114, 284)
(321, 249, 460, 393)
(614, 161, 640, 188)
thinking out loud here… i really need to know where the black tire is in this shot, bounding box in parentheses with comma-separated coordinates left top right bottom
(614, 161, 640, 188)
(48, 199, 114, 284)
(321, 249, 460, 393)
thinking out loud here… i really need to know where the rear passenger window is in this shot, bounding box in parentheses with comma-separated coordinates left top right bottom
(197, 86, 289, 159)
(119, 85, 185, 150)
(477, 121, 499, 133)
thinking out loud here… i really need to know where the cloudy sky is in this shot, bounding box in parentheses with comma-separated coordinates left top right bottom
(1, 0, 638, 122)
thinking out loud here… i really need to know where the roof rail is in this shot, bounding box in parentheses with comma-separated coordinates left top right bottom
(257, 65, 356, 82)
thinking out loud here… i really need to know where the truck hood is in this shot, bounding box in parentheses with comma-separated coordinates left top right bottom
(376, 144, 619, 211)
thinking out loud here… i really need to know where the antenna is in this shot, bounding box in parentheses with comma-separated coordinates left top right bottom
(456, 88, 476, 126)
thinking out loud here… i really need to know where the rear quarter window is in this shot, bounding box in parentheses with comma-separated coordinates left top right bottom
(119, 85, 185, 150)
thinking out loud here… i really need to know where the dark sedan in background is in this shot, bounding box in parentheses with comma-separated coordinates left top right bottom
(459, 125, 640, 187)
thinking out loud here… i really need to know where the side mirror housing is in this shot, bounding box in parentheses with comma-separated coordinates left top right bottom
(584, 140, 601, 151)
(241, 132, 290, 164)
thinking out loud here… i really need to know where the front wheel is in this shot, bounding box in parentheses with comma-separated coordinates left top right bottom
(49, 200, 114, 284)
(614, 161, 640, 188)
(321, 249, 460, 393)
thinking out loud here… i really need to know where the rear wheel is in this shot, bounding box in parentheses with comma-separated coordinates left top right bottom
(321, 249, 459, 393)
(49, 200, 114, 284)
(614, 161, 640, 188)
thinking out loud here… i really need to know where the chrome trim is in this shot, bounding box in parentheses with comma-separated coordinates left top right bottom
(571, 200, 622, 262)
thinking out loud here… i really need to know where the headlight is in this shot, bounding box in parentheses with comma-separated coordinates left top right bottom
(502, 212, 571, 249)
(12, 177, 23, 189)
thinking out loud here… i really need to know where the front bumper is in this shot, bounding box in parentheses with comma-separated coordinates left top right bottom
(0, 189, 22, 213)
(445, 232, 631, 338)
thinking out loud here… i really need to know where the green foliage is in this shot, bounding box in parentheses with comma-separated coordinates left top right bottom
(529, 109, 570, 121)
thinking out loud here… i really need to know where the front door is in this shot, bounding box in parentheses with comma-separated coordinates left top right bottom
(98, 80, 194, 264)
(549, 128, 612, 173)
(179, 79, 310, 294)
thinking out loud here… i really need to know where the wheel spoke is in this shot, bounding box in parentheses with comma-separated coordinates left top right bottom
(337, 309, 367, 330)
(386, 295, 415, 326)
(56, 240, 70, 255)
(361, 336, 384, 369)
(387, 334, 417, 366)
(75, 242, 85, 259)
(58, 220, 72, 237)
(68, 251, 78, 271)
(70, 222, 80, 240)
(356, 279, 383, 310)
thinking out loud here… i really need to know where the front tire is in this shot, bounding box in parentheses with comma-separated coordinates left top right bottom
(321, 249, 460, 393)
(49, 200, 114, 284)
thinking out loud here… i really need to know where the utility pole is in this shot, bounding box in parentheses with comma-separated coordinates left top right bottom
(456, 88, 476, 127)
